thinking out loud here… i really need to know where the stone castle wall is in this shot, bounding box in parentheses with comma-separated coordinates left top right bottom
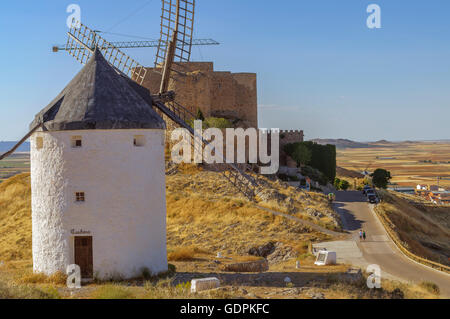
(279, 130, 305, 147)
(279, 130, 305, 167)
(140, 62, 305, 171)
(140, 62, 258, 128)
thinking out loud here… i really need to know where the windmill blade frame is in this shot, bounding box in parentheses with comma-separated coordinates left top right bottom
(155, 0, 195, 67)
(62, 19, 262, 200)
(156, 0, 195, 93)
(66, 21, 147, 85)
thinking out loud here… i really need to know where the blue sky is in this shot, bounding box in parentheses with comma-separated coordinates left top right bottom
(0, 0, 449, 141)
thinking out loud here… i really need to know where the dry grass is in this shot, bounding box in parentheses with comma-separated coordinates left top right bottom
(418, 281, 440, 296)
(0, 167, 441, 299)
(0, 173, 32, 262)
(20, 271, 67, 285)
(165, 165, 341, 258)
(321, 277, 440, 299)
(90, 284, 136, 299)
(0, 280, 61, 299)
(377, 190, 450, 266)
(167, 246, 208, 261)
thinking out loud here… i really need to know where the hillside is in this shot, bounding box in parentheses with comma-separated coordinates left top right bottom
(0, 170, 439, 299)
(336, 166, 364, 179)
(0, 173, 32, 262)
(0, 167, 341, 264)
(377, 190, 450, 266)
(165, 165, 343, 256)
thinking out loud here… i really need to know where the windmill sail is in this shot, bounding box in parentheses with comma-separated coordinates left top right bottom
(155, 0, 195, 67)
(62, 21, 262, 200)
(66, 21, 147, 85)
(0, 123, 42, 161)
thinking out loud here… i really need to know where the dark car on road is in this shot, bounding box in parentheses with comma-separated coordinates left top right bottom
(362, 185, 372, 195)
(368, 194, 379, 204)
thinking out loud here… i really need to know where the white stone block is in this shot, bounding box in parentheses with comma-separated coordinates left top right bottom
(191, 277, 220, 293)
(314, 250, 337, 266)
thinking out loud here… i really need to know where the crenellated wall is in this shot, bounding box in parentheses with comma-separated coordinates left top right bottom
(279, 130, 305, 146)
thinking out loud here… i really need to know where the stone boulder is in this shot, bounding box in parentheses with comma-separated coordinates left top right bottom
(248, 242, 275, 258)
(221, 259, 269, 273)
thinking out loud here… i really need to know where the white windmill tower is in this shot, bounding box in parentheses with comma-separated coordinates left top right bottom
(0, 0, 262, 280)
(29, 49, 168, 280)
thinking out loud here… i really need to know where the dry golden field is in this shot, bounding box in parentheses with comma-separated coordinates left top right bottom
(0, 171, 439, 299)
(337, 141, 450, 188)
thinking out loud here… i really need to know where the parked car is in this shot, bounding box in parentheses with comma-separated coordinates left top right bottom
(368, 194, 379, 204)
(362, 185, 372, 195)
(366, 189, 376, 197)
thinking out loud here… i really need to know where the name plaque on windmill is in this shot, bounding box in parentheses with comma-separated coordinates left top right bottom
(70, 229, 91, 235)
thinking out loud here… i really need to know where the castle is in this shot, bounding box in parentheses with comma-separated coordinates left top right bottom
(141, 62, 258, 128)
(140, 62, 304, 165)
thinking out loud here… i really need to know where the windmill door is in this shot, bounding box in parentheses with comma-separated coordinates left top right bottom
(74, 236, 93, 279)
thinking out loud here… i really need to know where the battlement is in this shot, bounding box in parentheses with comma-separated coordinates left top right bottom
(279, 130, 304, 144)
(280, 130, 304, 135)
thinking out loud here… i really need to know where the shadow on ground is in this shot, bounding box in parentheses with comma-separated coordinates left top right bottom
(173, 269, 349, 287)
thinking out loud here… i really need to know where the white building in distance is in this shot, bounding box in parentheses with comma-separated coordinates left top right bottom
(29, 49, 168, 280)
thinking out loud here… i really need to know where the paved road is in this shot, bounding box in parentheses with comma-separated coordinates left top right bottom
(331, 191, 450, 297)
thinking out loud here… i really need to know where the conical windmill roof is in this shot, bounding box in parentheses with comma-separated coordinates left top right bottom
(30, 49, 165, 131)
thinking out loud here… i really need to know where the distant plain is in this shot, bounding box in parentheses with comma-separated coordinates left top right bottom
(337, 141, 450, 188)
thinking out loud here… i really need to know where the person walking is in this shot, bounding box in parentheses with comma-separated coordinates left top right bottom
(359, 230, 363, 240)
(363, 230, 367, 241)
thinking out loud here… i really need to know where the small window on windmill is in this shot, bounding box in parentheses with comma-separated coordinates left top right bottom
(134, 135, 145, 147)
(75, 192, 85, 202)
(71, 136, 82, 148)
(36, 137, 44, 149)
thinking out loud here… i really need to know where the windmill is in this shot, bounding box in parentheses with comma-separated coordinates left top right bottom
(1, 0, 262, 200)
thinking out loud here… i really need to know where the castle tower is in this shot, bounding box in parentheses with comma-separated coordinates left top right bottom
(29, 50, 167, 280)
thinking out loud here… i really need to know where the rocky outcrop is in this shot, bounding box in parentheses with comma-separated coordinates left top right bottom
(248, 242, 299, 265)
(221, 259, 269, 272)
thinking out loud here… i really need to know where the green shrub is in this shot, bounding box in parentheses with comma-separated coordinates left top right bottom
(301, 166, 329, 186)
(187, 117, 233, 129)
(204, 117, 233, 129)
(340, 180, 350, 191)
(285, 142, 336, 183)
(371, 169, 392, 189)
(334, 178, 342, 189)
